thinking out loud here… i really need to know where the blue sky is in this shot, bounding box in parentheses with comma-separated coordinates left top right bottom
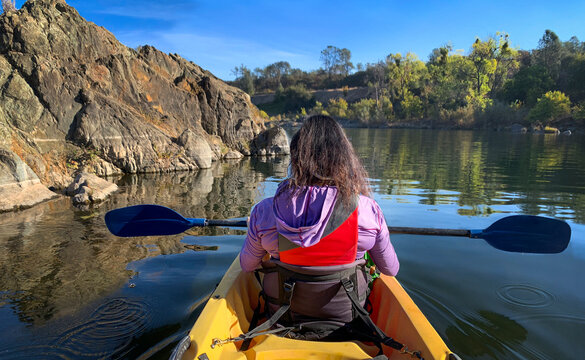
(12, 0, 585, 80)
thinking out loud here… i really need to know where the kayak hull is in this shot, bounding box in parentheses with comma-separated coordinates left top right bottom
(177, 256, 455, 360)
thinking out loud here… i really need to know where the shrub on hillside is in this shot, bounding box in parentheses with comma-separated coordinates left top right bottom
(347, 97, 393, 125)
(310, 101, 328, 116)
(348, 98, 376, 123)
(573, 103, 585, 123)
(475, 101, 528, 128)
(527, 91, 571, 124)
(377, 96, 394, 122)
(325, 98, 348, 118)
(438, 105, 476, 127)
(401, 91, 424, 119)
(274, 85, 316, 114)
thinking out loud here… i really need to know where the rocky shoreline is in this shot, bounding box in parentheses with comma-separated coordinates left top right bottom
(275, 117, 582, 135)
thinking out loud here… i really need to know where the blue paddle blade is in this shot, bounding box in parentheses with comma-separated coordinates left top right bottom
(477, 215, 571, 254)
(105, 204, 204, 237)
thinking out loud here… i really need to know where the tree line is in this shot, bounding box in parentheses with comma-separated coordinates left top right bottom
(230, 30, 585, 128)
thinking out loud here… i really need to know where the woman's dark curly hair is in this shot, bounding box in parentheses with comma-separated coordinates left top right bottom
(278, 114, 370, 202)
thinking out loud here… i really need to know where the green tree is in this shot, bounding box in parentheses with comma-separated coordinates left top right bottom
(428, 51, 474, 113)
(468, 33, 518, 108)
(469, 37, 497, 99)
(386, 52, 428, 117)
(338, 48, 354, 76)
(429, 45, 451, 66)
(559, 53, 585, 103)
(535, 30, 563, 81)
(348, 97, 392, 124)
(320, 46, 354, 77)
(264, 61, 291, 90)
(490, 34, 519, 97)
(365, 62, 388, 106)
(231, 64, 255, 95)
(564, 36, 584, 54)
(527, 91, 571, 123)
(377, 95, 394, 121)
(311, 101, 327, 115)
(498, 65, 553, 106)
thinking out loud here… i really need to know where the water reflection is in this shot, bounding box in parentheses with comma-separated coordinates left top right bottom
(348, 129, 585, 221)
(0, 158, 289, 331)
(0, 129, 583, 360)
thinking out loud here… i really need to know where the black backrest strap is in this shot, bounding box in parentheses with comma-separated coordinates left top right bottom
(238, 281, 296, 351)
(340, 278, 406, 352)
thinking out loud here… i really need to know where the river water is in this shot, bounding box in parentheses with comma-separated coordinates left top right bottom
(0, 128, 583, 359)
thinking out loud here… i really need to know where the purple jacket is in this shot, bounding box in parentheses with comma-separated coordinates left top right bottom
(240, 183, 399, 276)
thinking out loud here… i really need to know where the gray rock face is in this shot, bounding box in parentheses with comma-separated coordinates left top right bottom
(250, 127, 290, 156)
(0, 0, 266, 211)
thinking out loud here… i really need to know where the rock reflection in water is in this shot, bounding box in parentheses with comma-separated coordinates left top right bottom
(0, 157, 288, 329)
(0, 197, 126, 326)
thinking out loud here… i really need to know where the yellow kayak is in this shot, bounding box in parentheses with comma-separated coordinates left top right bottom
(172, 256, 459, 360)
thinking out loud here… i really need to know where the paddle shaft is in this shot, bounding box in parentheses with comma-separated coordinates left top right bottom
(206, 219, 248, 227)
(204, 220, 473, 237)
(388, 227, 470, 237)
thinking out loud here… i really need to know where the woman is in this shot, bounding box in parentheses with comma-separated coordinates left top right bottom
(239, 114, 399, 339)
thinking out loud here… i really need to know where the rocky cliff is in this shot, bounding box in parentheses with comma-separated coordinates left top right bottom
(0, 0, 285, 212)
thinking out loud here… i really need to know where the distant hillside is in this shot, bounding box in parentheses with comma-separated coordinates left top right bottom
(252, 87, 370, 106)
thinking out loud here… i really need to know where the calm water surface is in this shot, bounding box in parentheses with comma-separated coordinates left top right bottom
(0, 129, 584, 359)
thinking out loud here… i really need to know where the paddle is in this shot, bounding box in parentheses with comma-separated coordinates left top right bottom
(105, 204, 571, 254)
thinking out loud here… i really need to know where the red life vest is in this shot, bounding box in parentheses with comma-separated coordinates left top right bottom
(260, 196, 366, 333)
(279, 206, 359, 266)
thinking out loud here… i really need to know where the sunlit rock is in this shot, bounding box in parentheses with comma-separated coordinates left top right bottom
(0, 148, 58, 212)
(65, 171, 118, 205)
(250, 126, 290, 156)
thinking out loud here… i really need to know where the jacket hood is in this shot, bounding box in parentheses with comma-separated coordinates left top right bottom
(273, 181, 338, 247)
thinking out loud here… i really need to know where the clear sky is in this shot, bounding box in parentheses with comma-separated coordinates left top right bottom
(11, 0, 585, 80)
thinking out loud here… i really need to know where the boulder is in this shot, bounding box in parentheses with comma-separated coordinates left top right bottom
(250, 127, 290, 156)
(176, 129, 213, 169)
(223, 150, 244, 160)
(65, 172, 118, 205)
